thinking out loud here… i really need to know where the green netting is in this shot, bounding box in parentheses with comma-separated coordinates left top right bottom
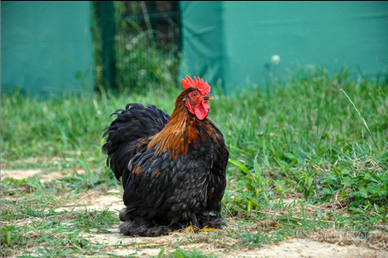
(179, 1, 388, 91)
(1, 1, 94, 96)
(91, 1, 181, 93)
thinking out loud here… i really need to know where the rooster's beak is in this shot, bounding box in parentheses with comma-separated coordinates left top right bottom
(204, 94, 215, 101)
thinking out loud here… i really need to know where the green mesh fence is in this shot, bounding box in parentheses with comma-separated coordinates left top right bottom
(92, 1, 181, 93)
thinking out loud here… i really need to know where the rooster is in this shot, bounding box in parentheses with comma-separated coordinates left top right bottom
(102, 76, 229, 237)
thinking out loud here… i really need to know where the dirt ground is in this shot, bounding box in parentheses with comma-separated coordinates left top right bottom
(2, 168, 388, 258)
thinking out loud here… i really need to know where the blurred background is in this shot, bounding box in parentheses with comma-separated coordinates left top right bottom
(2, 1, 388, 96)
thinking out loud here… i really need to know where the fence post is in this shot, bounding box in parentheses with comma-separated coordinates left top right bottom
(100, 1, 116, 91)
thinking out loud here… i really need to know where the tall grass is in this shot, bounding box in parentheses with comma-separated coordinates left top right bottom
(2, 68, 387, 194)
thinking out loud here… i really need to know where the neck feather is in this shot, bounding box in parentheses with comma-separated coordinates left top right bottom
(147, 90, 206, 159)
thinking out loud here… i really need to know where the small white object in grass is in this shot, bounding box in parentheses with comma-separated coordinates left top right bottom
(165, 59, 172, 67)
(271, 55, 280, 65)
(132, 37, 139, 45)
(125, 44, 132, 50)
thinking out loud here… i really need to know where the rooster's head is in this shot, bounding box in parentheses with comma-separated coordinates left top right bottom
(181, 76, 214, 120)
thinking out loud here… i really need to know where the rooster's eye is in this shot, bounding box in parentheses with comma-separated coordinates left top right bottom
(192, 92, 198, 98)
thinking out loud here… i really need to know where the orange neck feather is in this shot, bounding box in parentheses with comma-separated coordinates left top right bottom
(147, 90, 211, 159)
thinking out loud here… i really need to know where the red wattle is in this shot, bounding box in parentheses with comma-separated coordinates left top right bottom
(194, 101, 209, 120)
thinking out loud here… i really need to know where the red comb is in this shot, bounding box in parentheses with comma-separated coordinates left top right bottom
(181, 76, 211, 95)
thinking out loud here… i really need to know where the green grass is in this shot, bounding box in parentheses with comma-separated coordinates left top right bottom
(1, 68, 388, 256)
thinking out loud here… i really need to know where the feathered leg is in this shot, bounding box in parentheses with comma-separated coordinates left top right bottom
(119, 218, 170, 237)
(118, 209, 170, 237)
(198, 212, 227, 229)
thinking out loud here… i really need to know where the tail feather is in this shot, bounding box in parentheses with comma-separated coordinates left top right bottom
(102, 103, 170, 182)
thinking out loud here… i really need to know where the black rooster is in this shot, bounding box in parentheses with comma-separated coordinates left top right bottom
(102, 76, 229, 236)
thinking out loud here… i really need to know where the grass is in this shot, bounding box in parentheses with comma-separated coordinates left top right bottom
(1, 68, 388, 257)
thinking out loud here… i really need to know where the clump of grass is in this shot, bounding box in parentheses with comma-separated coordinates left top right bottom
(166, 248, 218, 258)
(224, 68, 387, 216)
(0, 173, 118, 257)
